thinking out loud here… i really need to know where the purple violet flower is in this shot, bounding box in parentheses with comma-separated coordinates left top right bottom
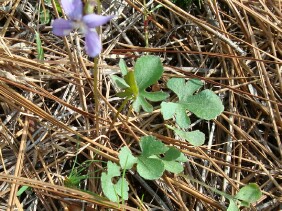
(52, 0, 113, 57)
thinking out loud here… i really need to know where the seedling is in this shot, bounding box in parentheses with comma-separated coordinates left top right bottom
(111, 56, 169, 113)
(118, 136, 187, 180)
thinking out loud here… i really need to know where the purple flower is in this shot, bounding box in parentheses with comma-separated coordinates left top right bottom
(52, 0, 113, 57)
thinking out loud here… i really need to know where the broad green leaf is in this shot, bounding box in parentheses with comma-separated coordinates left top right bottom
(235, 183, 262, 207)
(168, 126, 205, 146)
(161, 102, 191, 128)
(139, 136, 168, 157)
(115, 178, 129, 201)
(119, 59, 128, 76)
(141, 91, 169, 102)
(162, 147, 181, 161)
(119, 146, 137, 170)
(134, 55, 164, 90)
(17, 185, 30, 196)
(110, 75, 129, 89)
(136, 156, 164, 180)
(113, 56, 168, 113)
(132, 55, 168, 112)
(227, 199, 239, 211)
(35, 32, 44, 61)
(162, 78, 224, 128)
(162, 160, 184, 174)
(167, 78, 203, 102)
(101, 161, 121, 202)
(185, 90, 224, 120)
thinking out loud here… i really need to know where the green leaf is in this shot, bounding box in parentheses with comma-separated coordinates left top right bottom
(133, 95, 153, 113)
(161, 102, 191, 128)
(35, 32, 44, 61)
(162, 160, 184, 174)
(134, 55, 164, 90)
(124, 71, 139, 98)
(118, 146, 137, 170)
(176, 153, 188, 162)
(110, 75, 129, 89)
(141, 91, 169, 102)
(162, 147, 181, 161)
(135, 136, 186, 179)
(113, 56, 168, 113)
(101, 161, 121, 202)
(162, 78, 224, 128)
(17, 185, 30, 196)
(185, 90, 224, 120)
(167, 78, 203, 102)
(139, 136, 168, 157)
(168, 126, 205, 146)
(235, 183, 262, 207)
(132, 55, 168, 112)
(227, 199, 239, 211)
(119, 59, 128, 76)
(115, 178, 129, 201)
(136, 156, 164, 180)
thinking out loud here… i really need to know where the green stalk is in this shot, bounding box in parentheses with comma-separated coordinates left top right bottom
(85, 0, 102, 135)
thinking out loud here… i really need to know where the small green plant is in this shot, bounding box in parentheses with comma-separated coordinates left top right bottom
(119, 136, 187, 180)
(181, 173, 261, 210)
(111, 56, 169, 112)
(64, 160, 96, 189)
(101, 136, 187, 202)
(102, 55, 224, 202)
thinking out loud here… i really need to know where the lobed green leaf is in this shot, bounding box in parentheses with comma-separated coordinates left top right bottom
(118, 146, 138, 170)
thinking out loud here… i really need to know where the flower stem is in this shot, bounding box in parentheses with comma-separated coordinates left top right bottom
(86, 0, 102, 136)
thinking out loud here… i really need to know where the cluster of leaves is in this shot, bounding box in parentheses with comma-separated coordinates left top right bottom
(101, 136, 187, 202)
(111, 56, 168, 113)
(112, 55, 224, 146)
(64, 160, 95, 189)
(106, 55, 261, 209)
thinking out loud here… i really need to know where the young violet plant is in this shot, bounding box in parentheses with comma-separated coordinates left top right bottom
(101, 136, 187, 202)
(118, 136, 188, 180)
(111, 55, 169, 112)
(52, 0, 113, 57)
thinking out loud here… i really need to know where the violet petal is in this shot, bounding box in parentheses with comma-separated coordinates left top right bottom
(85, 30, 102, 57)
(82, 14, 114, 28)
(52, 19, 74, 36)
(61, 0, 83, 20)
